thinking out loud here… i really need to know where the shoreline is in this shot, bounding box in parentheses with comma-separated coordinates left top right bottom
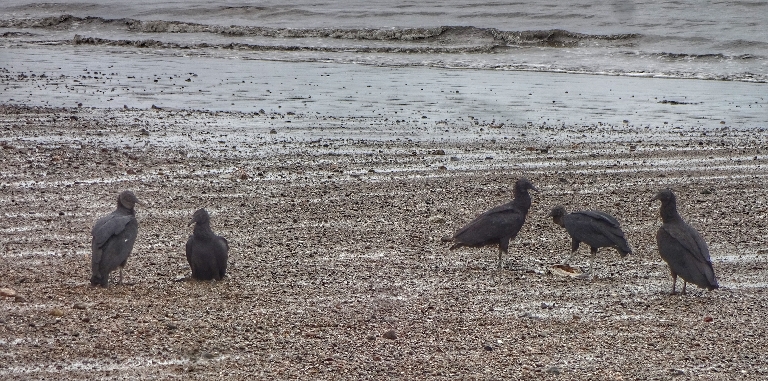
(1, 104, 768, 379)
(3, 51, 767, 128)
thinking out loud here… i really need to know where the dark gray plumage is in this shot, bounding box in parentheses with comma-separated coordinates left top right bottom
(91, 191, 145, 287)
(549, 206, 631, 274)
(447, 178, 537, 269)
(652, 189, 718, 294)
(186, 208, 229, 280)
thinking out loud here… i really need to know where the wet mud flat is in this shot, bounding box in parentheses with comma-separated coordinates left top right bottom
(1, 105, 767, 379)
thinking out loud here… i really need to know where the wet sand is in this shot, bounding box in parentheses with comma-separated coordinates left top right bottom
(1, 104, 767, 379)
(3, 50, 766, 129)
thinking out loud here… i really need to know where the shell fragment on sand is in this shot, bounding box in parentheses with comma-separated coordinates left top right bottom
(549, 264, 584, 277)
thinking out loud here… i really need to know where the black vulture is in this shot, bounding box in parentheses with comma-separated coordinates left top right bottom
(90, 191, 145, 287)
(548, 206, 631, 274)
(186, 208, 229, 280)
(447, 177, 537, 269)
(652, 189, 718, 294)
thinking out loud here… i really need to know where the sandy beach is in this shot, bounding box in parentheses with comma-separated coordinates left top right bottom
(1, 104, 767, 379)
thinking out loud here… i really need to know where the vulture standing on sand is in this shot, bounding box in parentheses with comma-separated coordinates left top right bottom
(446, 177, 538, 269)
(186, 208, 229, 280)
(91, 190, 145, 287)
(548, 206, 631, 274)
(652, 189, 718, 294)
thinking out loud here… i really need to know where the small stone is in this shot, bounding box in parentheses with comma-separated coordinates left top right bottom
(167, 322, 178, 330)
(428, 215, 446, 224)
(14, 295, 26, 303)
(73, 302, 87, 310)
(0, 288, 16, 297)
(704, 316, 714, 322)
(126, 168, 137, 175)
(438, 165, 447, 170)
(431, 149, 446, 155)
(483, 344, 493, 351)
(140, 128, 150, 136)
(50, 308, 65, 317)
(449, 156, 460, 161)
(269, 129, 277, 134)
(382, 330, 397, 340)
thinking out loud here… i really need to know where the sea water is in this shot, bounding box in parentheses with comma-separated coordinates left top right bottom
(1, 0, 766, 128)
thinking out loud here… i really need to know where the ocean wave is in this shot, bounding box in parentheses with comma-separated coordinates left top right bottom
(61, 34, 766, 83)
(622, 51, 760, 61)
(69, 34, 505, 54)
(62, 34, 765, 63)
(0, 15, 639, 47)
(1, 31, 38, 37)
(2, 14, 764, 83)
